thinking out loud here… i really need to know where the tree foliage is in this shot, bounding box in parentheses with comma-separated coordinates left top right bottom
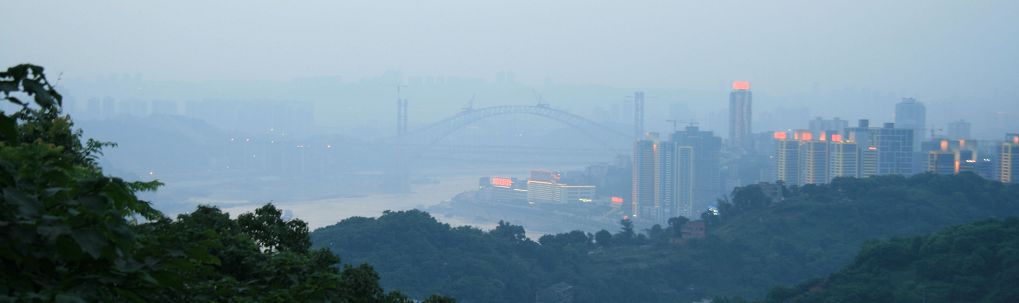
(763, 218, 1019, 303)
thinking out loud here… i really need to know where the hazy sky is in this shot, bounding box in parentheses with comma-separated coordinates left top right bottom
(3, 0, 1017, 99)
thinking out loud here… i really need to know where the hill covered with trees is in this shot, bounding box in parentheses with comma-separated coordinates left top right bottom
(742, 218, 1019, 302)
(0, 64, 452, 302)
(311, 173, 1019, 302)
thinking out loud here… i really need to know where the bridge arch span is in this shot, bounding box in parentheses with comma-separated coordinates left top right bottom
(392, 105, 630, 152)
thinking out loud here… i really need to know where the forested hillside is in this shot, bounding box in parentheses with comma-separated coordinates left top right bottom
(751, 218, 1019, 302)
(312, 173, 1019, 302)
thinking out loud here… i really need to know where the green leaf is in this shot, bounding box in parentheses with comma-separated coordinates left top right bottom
(0, 80, 17, 94)
(55, 294, 87, 303)
(5, 96, 26, 106)
(37, 225, 72, 241)
(70, 229, 106, 259)
(0, 113, 16, 142)
(4, 189, 39, 218)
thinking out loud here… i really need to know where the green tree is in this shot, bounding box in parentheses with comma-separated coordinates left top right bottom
(490, 220, 527, 243)
(667, 216, 689, 238)
(0, 64, 165, 302)
(616, 219, 635, 243)
(594, 229, 612, 246)
(237, 203, 311, 253)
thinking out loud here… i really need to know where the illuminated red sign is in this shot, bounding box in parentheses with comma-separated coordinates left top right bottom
(611, 196, 624, 204)
(490, 177, 513, 188)
(831, 134, 843, 143)
(793, 130, 812, 141)
(732, 81, 751, 90)
(773, 131, 787, 140)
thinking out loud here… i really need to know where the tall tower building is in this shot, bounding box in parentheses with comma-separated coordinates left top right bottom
(877, 123, 915, 176)
(928, 139, 981, 176)
(729, 81, 753, 151)
(670, 126, 722, 215)
(773, 131, 801, 185)
(846, 120, 914, 177)
(653, 142, 695, 221)
(632, 134, 658, 218)
(633, 131, 701, 222)
(654, 140, 676, 221)
(895, 98, 926, 151)
(829, 134, 859, 181)
(1002, 134, 1019, 184)
(799, 135, 830, 185)
(633, 92, 645, 140)
(675, 146, 695, 219)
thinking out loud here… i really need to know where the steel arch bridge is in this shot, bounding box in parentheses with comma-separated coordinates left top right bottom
(391, 105, 631, 151)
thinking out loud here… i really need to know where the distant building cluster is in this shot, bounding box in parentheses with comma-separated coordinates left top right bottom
(624, 82, 1019, 224)
(631, 126, 722, 224)
(773, 120, 915, 185)
(65, 97, 315, 134)
(477, 170, 597, 205)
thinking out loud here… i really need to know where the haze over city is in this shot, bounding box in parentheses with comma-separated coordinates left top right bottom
(3, 0, 1018, 134)
(3, 1, 1019, 302)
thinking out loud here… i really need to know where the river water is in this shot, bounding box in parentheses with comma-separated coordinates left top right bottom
(215, 174, 493, 229)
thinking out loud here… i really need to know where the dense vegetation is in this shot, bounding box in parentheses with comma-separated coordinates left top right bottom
(0, 64, 452, 302)
(312, 173, 1019, 302)
(744, 218, 1019, 302)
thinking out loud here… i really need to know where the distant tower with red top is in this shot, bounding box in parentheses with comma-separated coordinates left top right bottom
(729, 81, 753, 151)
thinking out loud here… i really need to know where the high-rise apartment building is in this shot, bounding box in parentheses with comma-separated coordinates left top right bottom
(876, 123, 915, 176)
(670, 126, 722, 215)
(1002, 134, 1019, 184)
(829, 134, 859, 181)
(729, 81, 753, 151)
(773, 131, 801, 185)
(928, 151, 958, 175)
(654, 140, 676, 221)
(799, 136, 830, 185)
(846, 120, 914, 177)
(675, 146, 695, 219)
(772, 130, 831, 186)
(632, 135, 658, 218)
(895, 98, 926, 151)
(927, 139, 982, 176)
(632, 130, 707, 222)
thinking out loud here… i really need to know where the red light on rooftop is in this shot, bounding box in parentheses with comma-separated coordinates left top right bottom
(490, 177, 513, 188)
(732, 81, 751, 90)
(818, 132, 827, 141)
(1013, 136, 1019, 144)
(773, 131, 787, 140)
(940, 140, 949, 152)
(800, 132, 813, 141)
(831, 134, 843, 143)
(611, 196, 624, 204)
